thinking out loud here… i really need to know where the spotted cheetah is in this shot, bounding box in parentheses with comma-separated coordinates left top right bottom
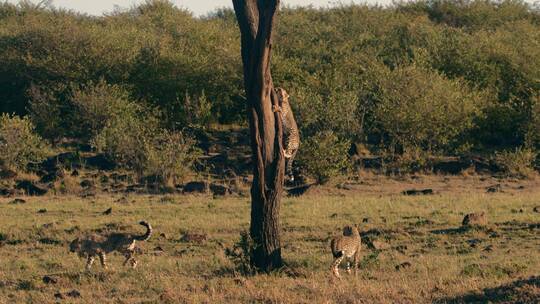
(330, 224, 361, 278)
(69, 221, 152, 270)
(273, 87, 300, 182)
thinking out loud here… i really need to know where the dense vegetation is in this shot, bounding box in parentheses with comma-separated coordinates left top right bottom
(0, 0, 539, 181)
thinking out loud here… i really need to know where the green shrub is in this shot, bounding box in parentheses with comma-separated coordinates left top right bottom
(0, 114, 48, 171)
(493, 147, 537, 178)
(69, 80, 137, 140)
(144, 130, 201, 184)
(370, 65, 485, 154)
(91, 105, 158, 174)
(525, 94, 540, 149)
(92, 105, 199, 183)
(27, 84, 67, 142)
(297, 131, 350, 184)
(224, 231, 256, 275)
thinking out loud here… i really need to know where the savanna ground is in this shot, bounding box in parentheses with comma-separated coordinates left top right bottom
(0, 175, 539, 303)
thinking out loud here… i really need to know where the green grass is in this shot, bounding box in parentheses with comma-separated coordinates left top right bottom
(0, 187, 539, 303)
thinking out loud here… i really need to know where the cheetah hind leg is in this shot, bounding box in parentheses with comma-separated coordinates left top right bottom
(98, 252, 108, 270)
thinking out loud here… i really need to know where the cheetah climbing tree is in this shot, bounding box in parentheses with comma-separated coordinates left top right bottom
(232, 0, 285, 271)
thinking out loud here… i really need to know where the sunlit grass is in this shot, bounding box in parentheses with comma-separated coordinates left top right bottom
(0, 186, 539, 303)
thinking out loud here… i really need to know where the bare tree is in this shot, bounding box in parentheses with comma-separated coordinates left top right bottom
(232, 0, 285, 271)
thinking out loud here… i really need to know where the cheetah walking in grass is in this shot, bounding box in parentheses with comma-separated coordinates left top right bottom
(330, 225, 362, 278)
(273, 87, 300, 182)
(69, 221, 152, 270)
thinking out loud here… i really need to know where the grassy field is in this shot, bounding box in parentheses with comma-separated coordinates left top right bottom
(0, 175, 539, 303)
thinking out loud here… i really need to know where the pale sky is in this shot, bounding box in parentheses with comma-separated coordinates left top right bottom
(5, 0, 392, 16)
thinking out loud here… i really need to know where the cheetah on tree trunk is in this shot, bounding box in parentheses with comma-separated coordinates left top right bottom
(330, 224, 362, 278)
(273, 87, 300, 182)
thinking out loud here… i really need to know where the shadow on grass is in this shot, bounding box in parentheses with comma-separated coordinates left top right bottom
(435, 276, 539, 304)
(431, 226, 495, 235)
(430, 227, 469, 235)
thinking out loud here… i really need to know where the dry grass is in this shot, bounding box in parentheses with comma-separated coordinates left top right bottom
(0, 176, 539, 303)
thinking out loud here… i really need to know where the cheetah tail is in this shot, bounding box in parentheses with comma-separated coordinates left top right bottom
(136, 221, 152, 241)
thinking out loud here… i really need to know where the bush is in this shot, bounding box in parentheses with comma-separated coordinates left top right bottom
(525, 94, 540, 149)
(370, 65, 485, 154)
(91, 105, 158, 174)
(297, 131, 350, 184)
(0, 114, 48, 171)
(92, 105, 199, 183)
(224, 231, 256, 275)
(69, 80, 137, 140)
(493, 147, 537, 178)
(27, 84, 67, 142)
(144, 130, 201, 184)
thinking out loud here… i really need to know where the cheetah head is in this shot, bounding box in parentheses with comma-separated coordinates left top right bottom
(275, 87, 290, 103)
(69, 238, 81, 253)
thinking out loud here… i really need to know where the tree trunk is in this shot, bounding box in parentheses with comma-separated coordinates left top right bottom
(232, 0, 285, 271)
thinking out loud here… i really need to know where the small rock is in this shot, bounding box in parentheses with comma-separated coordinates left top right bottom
(330, 213, 338, 218)
(15, 180, 47, 196)
(153, 246, 165, 255)
(529, 223, 540, 230)
(66, 289, 81, 298)
(402, 189, 433, 196)
(395, 262, 412, 271)
(395, 245, 408, 254)
(486, 184, 502, 193)
(37, 209, 47, 213)
(370, 240, 390, 250)
(80, 180, 94, 188)
(54, 292, 64, 299)
(362, 217, 370, 223)
(210, 183, 230, 196)
(483, 245, 494, 252)
(183, 181, 208, 193)
(42, 222, 55, 229)
(0, 168, 17, 179)
(8, 198, 26, 204)
(180, 232, 207, 244)
(533, 206, 540, 213)
(102, 207, 112, 215)
(115, 197, 129, 204)
(42, 276, 58, 285)
(467, 239, 482, 248)
(462, 212, 488, 227)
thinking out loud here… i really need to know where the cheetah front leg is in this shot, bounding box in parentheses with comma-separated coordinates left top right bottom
(345, 260, 352, 274)
(353, 252, 360, 276)
(331, 255, 344, 279)
(272, 104, 282, 113)
(85, 255, 95, 270)
(122, 251, 132, 266)
(123, 251, 138, 268)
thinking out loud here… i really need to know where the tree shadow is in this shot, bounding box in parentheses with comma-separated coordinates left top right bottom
(430, 227, 469, 235)
(435, 276, 539, 303)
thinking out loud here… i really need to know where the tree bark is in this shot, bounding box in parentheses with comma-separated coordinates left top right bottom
(232, 0, 285, 271)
